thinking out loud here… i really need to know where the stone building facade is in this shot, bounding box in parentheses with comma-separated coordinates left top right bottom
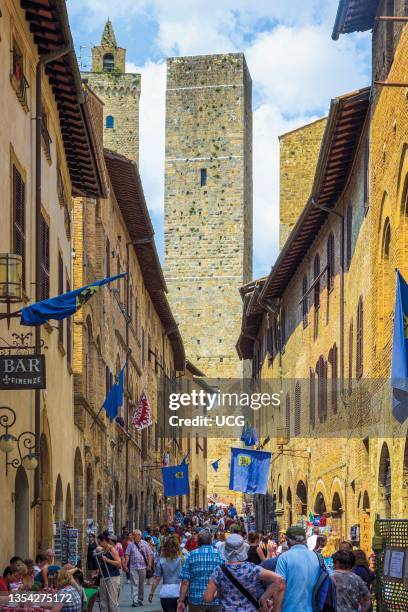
(0, 0, 102, 568)
(279, 118, 327, 249)
(82, 20, 141, 164)
(237, 0, 408, 547)
(164, 53, 253, 503)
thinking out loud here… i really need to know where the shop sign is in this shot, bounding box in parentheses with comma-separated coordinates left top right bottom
(0, 355, 46, 389)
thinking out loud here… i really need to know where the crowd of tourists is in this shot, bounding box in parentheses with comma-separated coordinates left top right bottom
(1, 504, 376, 612)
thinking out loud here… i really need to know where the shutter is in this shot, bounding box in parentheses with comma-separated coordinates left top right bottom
(13, 165, 26, 288)
(349, 319, 354, 394)
(309, 369, 315, 428)
(58, 254, 64, 344)
(356, 299, 363, 378)
(40, 215, 50, 300)
(66, 277, 71, 365)
(294, 383, 301, 436)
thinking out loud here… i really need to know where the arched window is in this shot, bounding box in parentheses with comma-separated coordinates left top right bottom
(302, 275, 309, 328)
(348, 318, 353, 395)
(328, 343, 338, 413)
(378, 217, 392, 349)
(356, 297, 363, 379)
(314, 254, 320, 338)
(103, 53, 115, 72)
(316, 355, 328, 422)
(294, 382, 301, 436)
(309, 368, 315, 429)
(285, 393, 291, 435)
(346, 204, 353, 269)
(106, 115, 114, 129)
(327, 232, 335, 291)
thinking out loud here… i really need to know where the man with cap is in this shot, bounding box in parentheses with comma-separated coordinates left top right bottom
(274, 526, 320, 612)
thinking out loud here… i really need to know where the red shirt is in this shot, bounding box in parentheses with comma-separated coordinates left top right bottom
(0, 577, 9, 592)
(184, 538, 198, 552)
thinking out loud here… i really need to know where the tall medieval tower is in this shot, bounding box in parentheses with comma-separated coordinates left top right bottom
(82, 20, 141, 163)
(164, 54, 253, 503)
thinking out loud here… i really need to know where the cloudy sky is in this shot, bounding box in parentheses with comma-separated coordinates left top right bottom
(67, 0, 371, 278)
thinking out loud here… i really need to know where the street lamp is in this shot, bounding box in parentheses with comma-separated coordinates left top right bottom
(0, 406, 37, 474)
(0, 253, 23, 327)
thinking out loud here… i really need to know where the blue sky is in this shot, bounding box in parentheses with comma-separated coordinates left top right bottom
(67, 0, 371, 279)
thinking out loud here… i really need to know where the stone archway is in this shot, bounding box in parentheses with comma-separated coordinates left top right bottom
(86, 464, 94, 520)
(55, 474, 64, 522)
(39, 433, 53, 550)
(74, 448, 84, 529)
(378, 442, 391, 518)
(331, 491, 344, 539)
(286, 487, 293, 527)
(296, 480, 308, 517)
(314, 492, 327, 515)
(15, 466, 29, 558)
(66, 483, 72, 524)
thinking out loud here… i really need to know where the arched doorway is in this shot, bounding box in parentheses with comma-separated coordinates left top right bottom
(128, 495, 134, 531)
(66, 484, 72, 524)
(39, 434, 53, 549)
(74, 448, 84, 529)
(314, 492, 327, 515)
(86, 464, 94, 520)
(331, 491, 343, 538)
(114, 482, 120, 534)
(286, 487, 293, 527)
(55, 475, 64, 522)
(296, 480, 307, 517)
(378, 443, 391, 518)
(15, 466, 29, 557)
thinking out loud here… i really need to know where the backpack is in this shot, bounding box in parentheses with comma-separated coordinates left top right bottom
(312, 552, 337, 612)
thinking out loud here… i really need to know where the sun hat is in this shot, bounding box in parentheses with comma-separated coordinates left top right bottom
(223, 534, 248, 562)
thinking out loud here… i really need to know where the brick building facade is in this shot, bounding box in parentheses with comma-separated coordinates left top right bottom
(237, 0, 408, 546)
(163, 54, 253, 504)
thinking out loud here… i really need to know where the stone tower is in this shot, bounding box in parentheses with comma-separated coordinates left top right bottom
(82, 19, 141, 163)
(164, 54, 253, 503)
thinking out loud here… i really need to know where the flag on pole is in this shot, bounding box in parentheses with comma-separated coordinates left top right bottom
(391, 270, 408, 423)
(211, 458, 221, 472)
(21, 272, 127, 326)
(229, 447, 271, 494)
(103, 365, 125, 421)
(131, 392, 152, 430)
(162, 463, 190, 497)
(240, 422, 259, 447)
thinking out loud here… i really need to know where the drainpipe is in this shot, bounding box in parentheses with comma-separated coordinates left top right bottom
(33, 44, 72, 507)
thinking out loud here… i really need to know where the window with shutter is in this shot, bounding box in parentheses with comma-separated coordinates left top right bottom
(294, 382, 301, 436)
(285, 393, 291, 435)
(40, 215, 50, 300)
(302, 275, 309, 328)
(348, 319, 354, 395)
(363, 137, 369, 213)
(309, 368, 315, 429)
(329, 344, 338, 414)
(13, 165, 26, 289)
(314, 254, 320, 338)
(317, 356, 328, 422)
(327, 233, 335, 291)
(58, 253, 64, 344)
(66, 277, 72, 366)
(356, 297, 363, 379)
(346, 205, 353, 270)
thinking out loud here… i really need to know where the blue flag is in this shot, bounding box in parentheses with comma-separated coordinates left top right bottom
(229, 447, 271, 494)
(240, 423, 259, 447)
(21, 272, 127, 326)
(162, 463, 190, 497)
(391, 270, 408, 423)
(103, 365, 125, 421)
(211, 459, 221, 472)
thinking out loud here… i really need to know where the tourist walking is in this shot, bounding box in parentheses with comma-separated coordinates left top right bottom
(125, 529, 153, 607)
(86, 534, 98, 579)
(204, 534, 283, 611)
(96, 533, 122, 612)
(148, 535, 184, 611)
(274, 526, 320, 612)
(333, 550, 371, 611)
(246, 532, 266, 565)
(178, 530, 222, 611)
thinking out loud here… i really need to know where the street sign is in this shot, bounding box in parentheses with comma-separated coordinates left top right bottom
(0, 354, 46, 389)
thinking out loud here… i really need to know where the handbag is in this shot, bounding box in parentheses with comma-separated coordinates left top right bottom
(220, 564, 260, 610)
(135, 542, 154, 579)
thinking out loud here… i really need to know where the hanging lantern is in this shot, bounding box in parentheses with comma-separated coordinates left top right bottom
(0, 433, 17, 453)
(0, 253, 23, 303)
(22, 453, 38, 471)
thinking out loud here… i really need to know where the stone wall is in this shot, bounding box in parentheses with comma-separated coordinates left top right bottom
(279, 118, 327, 249)
(164, 53, 253, 503)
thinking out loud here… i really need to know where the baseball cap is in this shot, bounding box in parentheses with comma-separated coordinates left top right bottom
(286, 526, 306, 542)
